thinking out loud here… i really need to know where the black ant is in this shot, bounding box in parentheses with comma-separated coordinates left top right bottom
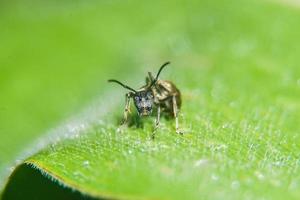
(108, 62, 182, 138)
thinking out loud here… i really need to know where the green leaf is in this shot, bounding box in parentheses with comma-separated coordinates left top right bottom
(2, 0, 300, 199)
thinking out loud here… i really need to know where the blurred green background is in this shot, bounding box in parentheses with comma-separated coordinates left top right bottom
(0, 0, 163, 171)
(1, 0, 300, 199)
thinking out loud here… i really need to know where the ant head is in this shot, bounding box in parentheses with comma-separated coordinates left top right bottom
(133, 90, 154, 116)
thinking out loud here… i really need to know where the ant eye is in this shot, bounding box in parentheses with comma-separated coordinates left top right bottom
(135, 96, 140, 101)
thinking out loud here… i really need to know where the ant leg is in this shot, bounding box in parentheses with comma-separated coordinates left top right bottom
(152, 105, 161, 139)
(172, 95, 182, 134)
(120, 93, 132, 126)
(155, 105, 161, 129)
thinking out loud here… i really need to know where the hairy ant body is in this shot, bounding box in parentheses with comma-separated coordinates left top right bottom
(108, 62, 182, 137)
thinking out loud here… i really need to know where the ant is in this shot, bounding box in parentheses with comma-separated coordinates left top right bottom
(108, 62, 182, 138)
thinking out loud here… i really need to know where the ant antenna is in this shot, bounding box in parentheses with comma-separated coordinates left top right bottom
(150, 61, 170, 87)
(108, 79, 137, 93)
